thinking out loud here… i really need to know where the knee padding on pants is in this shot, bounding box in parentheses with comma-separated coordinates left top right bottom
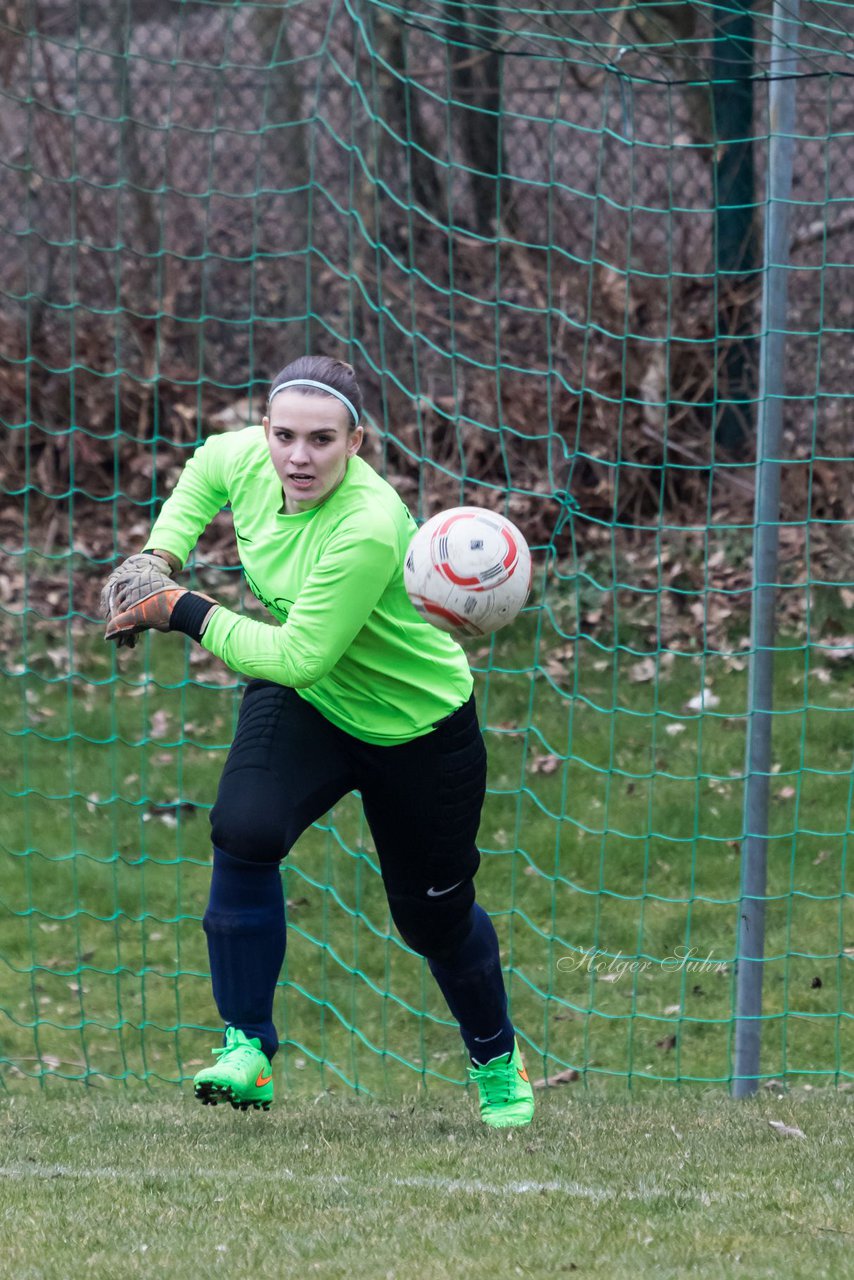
(210, 792, 288, 864)
(387, 881, 475, 962)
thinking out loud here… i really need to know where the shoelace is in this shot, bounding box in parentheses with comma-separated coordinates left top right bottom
(469, 1060, 515, 1103)
(211, 1038, 256, 1066)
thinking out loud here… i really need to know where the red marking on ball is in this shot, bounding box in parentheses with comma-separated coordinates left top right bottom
(410, 595, 480, 636)
(431, 513, 519, 591)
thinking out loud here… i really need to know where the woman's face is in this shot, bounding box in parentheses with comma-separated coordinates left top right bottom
(264, 391, 363, 515)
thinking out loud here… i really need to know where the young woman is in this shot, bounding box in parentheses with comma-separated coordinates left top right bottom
(102, 355, 534, 1128)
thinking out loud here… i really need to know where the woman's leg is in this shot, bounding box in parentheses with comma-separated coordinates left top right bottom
(201, 848, 286, 1061)
(358, 696, 516, 1064)
(205, 680, 354, 1059)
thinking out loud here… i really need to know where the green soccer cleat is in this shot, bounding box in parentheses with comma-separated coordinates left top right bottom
(469, 1039, 535, 1129)
(193, 1026, 274, 1112)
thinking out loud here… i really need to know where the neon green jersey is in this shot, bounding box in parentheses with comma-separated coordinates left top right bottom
(145, 426, 473, 744)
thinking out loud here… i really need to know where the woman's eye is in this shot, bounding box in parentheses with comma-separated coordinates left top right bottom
(275, 434, 331, 444)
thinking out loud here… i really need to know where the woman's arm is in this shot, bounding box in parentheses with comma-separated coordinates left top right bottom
(102, 437, 229, 646)
(142, 437, 230, 566)
(200, 523, 399, 687)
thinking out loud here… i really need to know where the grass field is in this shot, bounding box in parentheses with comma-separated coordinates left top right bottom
(1, 579, 853, 1276)
(1, 1091, 852, 1279)
(1, 589, 852, 1095)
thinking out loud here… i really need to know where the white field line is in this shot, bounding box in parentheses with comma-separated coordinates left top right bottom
(0, 1164, 723, 1206)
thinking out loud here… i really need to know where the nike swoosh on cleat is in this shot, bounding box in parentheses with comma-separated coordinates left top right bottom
(255, 1070, 273, 1088)
(517, 1067, 529, 1082)
(426, 880, 464, 897)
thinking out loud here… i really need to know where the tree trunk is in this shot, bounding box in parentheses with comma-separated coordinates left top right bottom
(368, 6, 445, 220)
(253, 3, 315, 354)
(445, 3, 506, 237)
(712, 0, 757, 456)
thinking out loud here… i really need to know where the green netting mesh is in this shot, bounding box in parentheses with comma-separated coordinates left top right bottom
(1, 0, 852, 1094)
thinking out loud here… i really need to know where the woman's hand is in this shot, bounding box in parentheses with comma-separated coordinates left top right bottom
(105, 581, 187, 641)
(101, 550, 175, 613)
(104, 567, 218, 645)
(101, 552, 178, 649)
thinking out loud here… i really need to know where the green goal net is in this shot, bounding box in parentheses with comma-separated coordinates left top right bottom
(1, 0, 852, 1095)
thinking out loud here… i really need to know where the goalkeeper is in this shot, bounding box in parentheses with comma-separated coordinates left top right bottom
(101, 355, 534, 1129)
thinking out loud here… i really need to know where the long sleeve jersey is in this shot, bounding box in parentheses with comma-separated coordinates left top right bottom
(145, 426, 473, 745)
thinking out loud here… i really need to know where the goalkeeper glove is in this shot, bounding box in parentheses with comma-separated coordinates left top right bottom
(101, 551, 177, 649)
(105, 580, 218, 644)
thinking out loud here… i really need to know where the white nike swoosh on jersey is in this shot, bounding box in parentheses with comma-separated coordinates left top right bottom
(426, 880, 464, 897)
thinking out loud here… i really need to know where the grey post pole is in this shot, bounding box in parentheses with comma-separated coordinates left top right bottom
(732, 0, 800, 1098)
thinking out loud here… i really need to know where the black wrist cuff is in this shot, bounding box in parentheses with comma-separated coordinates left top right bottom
(168, 592, 213, 643)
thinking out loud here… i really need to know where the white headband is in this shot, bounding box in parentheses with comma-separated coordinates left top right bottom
(268, 378, 360, 424)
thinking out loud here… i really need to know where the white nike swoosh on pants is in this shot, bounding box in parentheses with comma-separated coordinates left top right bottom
(426, 880, 464, 897)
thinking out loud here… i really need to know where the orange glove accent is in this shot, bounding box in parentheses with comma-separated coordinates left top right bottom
(105, 586, 190, 640)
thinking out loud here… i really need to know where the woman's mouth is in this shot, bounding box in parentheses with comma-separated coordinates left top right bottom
(288, 473, 314, 488)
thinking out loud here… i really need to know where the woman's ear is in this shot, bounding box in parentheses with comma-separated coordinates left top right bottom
(347, 425, 364, 457)
(262, 415, 270, 439)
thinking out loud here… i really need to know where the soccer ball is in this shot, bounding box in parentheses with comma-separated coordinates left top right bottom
(403, 506, 532, 638)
